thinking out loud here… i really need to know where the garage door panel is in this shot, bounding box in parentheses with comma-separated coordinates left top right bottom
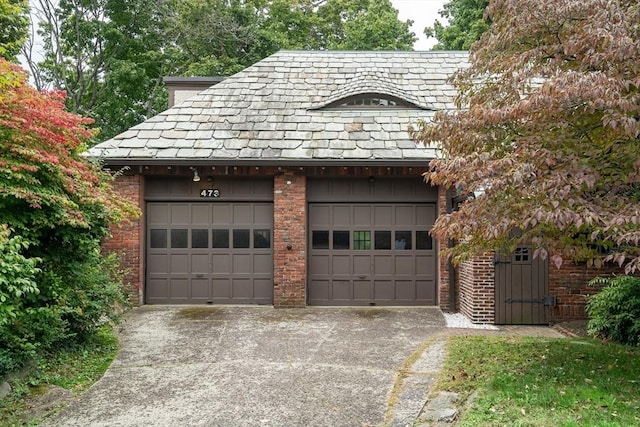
(332, 206, 351, 226)
(148, 254, 168, 273)
(170, 254, 190, 273)
(310, 255, 329, 275)
(353, 256, 370, 275)
(373, 256, 393, 275)
(191, 254, 209, 272)
(191, 279, 210, 299)
(353, 281, 371, 300)
(332, 256, 350, 274)
(395, 206, 414, 226)
(191, 204, 210, 224)
(309, 205, 330, 226)
(233, 254, 252, 273)
(416, 280, 436, 301)
(212, 204, 231, 222)
(309, 281, 329, 301)
(232, 279, 252, 299)
(416, 255, 435, 274)
(146, 279, 168, 299)
(353, 206, 372, 225)
(374, 206, 393, 225)
(170, 205, 189, 224)
(254, 279, 273, 299)
(233, 205, 253, 224)
(148, 204, 169, 224)
(212, 254, 231, 273)
(211, 279, 230, 299)
(253, 253, 272, 274)
(146, 201, 273, 304)
(254, 204, 272, 224)
(395, 281, 416, 300)
(395, 256, 414, 276)
(374, 281, 394, 300)
(332, 281, 351, 300)
(169, 279, 189, 299)
(416, 206, 436, 226)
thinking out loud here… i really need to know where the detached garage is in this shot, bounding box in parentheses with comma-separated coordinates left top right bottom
(92, 50, 462, 310)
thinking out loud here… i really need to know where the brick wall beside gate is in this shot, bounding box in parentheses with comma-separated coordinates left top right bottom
(458, 253, 495, 324)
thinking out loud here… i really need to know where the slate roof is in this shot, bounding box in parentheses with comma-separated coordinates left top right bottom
(89, 50, 468, 164)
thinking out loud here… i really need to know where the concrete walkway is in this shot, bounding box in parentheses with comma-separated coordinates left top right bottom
(42, 306, 449, 427)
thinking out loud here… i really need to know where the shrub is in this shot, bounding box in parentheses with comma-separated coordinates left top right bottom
(586, 275, 640, 346)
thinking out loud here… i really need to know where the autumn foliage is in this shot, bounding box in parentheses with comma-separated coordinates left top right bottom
(0, 59, 135, 377)
(411, 0, 640, 272)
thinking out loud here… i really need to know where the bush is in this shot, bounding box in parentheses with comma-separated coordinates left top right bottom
(586, 275, 640, 346)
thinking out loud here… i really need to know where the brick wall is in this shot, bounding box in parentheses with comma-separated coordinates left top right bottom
(102, 174, 143, 305)
(273, 174, 307, 307)
(549, 262, 622, 323)
(437, 185, 452, 311)
(458, 253, 495, 323)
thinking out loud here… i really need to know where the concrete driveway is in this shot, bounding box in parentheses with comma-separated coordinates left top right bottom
(43, 306, 447, 427)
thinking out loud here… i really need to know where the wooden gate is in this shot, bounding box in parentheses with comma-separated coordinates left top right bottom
(494, 247, 553, 325)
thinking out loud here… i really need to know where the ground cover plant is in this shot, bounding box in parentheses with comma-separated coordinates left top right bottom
(0, 326, 118, 426)
(434, 335, 640, 426)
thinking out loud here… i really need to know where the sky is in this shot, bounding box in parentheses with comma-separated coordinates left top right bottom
(391, 0, 448, 50)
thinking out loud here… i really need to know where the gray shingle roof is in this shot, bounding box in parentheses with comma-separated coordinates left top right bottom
(89, 50, 468, 164)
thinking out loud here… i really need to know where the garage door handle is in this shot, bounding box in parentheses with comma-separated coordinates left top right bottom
(359, 275, 367, 279)
(196, 274, 204, 278)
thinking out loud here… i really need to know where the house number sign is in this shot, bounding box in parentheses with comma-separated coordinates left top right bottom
(200, 189, 220, 198)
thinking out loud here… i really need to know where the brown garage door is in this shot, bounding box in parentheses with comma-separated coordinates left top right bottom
(308, 203, 437, 305)
(146, 202, 273, 304)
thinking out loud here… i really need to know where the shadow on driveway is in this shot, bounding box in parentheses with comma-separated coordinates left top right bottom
(43, 306, 446, 427)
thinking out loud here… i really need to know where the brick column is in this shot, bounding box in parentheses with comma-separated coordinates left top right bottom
(273, 174, 307, 307)
(458, 253, 495, 324)
(103, 174, 143, 305)
(437, 185, 452, 311)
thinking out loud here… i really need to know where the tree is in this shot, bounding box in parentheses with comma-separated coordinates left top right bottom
(29, 0, 172, 141)
(0, 59, 134, 376)
(411, 0, 640, 273)
(424, 0, 488, 50)
(316, 0, 415, 50)
(0, 0, 28, 61)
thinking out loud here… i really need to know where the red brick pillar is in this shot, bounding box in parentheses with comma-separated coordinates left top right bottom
(437, 185, 452, 311)
(103, 174, 143, 305)
(458, 253, 495, 323)
(273, 174, 307, 307)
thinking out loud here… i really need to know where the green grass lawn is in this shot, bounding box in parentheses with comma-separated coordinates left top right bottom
(436, 335, 640, 427)
(0, 327, 118, 426)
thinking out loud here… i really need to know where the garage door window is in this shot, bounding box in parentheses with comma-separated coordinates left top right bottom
(191, 229, 208, 248)
(254, 230, 271, 248)
(416, 231, 433, 250)
(233, 229, 251, 248)
(212, 229, 229, 248)
(333, 231, 350, 250)
(353, 231, 371, 250)
(312, 231, 329, 249)
(150, 229, 167, 248)
(394, 231, 412, 250)
(171, 229, 188, 248)
(374, 231, 392, 250)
